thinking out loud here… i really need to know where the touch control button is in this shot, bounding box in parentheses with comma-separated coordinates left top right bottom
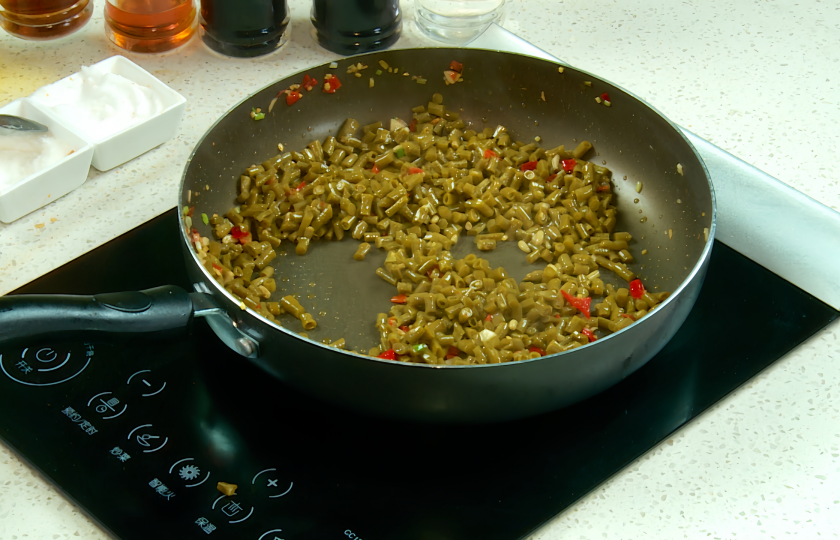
(126, 369, 166, 397)
(252, 468, 293, 499)
(1, 343, 94, 387)
(168, 457, 211, 488)
(35, 348, 58, 362)
(88, 391, 128, 419)
(212, 495, 254, 524)
(127, 424, 168, 453)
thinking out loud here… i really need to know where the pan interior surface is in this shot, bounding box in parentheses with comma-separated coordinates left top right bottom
(182, 48, 714, 356)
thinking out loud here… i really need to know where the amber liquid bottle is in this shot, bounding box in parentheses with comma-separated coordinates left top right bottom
(104, 0, 197, 53)
(0, 0, 92, 40)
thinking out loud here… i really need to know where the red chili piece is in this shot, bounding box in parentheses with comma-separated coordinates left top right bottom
(408, 118, 417, 132)
(323, 76, 342, 93)
(388, 317, 397, 326)
(520, 160, 538, 171)
(378, 349, 397, 360)
(426, 264, 439, 278)
(211, 263, 223, 272)
(187, 206, 195, 218)
(230, 226, 249, 240)
(629, 279, 645, 299)
(371, 164, 380, 174)
(399, 325, 410, 333)
(450, 60, 463, 73)
(391, 294, 408, 304)
(190, 228, 201, 244)
(302, 74, 319, 91)
(484, 149, 498, 159)
(485, 314, 493, 321)
(600, 92, 611, 102)
(286, 91, 302, 106)
(294, 181, 306, 192)
(528, 346, 545, 356)
(446, 346, 460, 360)
(561, 290, 591, 319)
(621, 313, 636, 321)
(596, 184, 610, 192)
(561, 158, 576, 173)
(547, 173, 558, 182)
(581, 327, 597, 342)
(408, 167, 424, 175)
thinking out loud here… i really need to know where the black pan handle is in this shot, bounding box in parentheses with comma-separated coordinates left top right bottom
(0, 285, 194, 344)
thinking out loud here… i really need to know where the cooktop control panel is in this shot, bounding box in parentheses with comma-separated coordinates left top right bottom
(0, 337, 310, 539)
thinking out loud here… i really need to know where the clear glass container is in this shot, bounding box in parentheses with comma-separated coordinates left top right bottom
(0, 0, 92, 40)
(414, 0, 505, 45)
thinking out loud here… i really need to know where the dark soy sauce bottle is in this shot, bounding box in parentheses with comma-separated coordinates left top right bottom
(200, 0, 290, 58)
(311, 0, 402, 55)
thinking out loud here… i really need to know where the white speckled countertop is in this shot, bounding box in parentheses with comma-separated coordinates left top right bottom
(1, 0, 839, 538)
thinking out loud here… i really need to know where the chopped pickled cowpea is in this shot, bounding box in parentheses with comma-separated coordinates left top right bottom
(192, 93, 668, 365)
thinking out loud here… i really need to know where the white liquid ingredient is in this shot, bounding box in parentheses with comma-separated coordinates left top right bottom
(30, 65, 165, 142)
(419, 0, 505, 18)
(0, 131, 74, 190)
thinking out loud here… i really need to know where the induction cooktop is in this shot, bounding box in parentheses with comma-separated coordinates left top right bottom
(1, 209, 836, 539)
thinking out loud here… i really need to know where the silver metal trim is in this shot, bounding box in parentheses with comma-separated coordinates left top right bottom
(190, 289, 260, 358)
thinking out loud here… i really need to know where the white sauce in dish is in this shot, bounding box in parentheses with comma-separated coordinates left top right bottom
(30, 65, 165, 142)
(0, 130, 74, 190)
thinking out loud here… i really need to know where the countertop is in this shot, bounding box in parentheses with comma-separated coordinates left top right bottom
(1, 0, 839, 538)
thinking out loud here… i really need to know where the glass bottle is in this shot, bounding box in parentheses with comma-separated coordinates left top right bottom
(0, 0, 92, 40)
(200, 0, 290, 58)
(311, 0, 401, 56)
(414, 0, 505, 45)
(104, 0, 197, 54)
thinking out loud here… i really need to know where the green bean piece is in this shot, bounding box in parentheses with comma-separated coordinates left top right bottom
(296, 236, 310, 255)
(354, 242, 372, 261)
(427, 102, 445, 117)
(572, 141, 592, 159)
(476, 238, 496, 251)
(280, 295, 305, 318)
(338, 118, 360, 143)
(255, 249, 276, 270)
(329, 148, 347, 165)
(300, 312, 318, 330)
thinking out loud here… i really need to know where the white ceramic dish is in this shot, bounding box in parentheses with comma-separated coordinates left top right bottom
(0, 99, 94, 224)
(29, 55, 187, 172)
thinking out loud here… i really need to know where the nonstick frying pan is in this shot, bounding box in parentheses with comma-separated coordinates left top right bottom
(0, 48, 715, 423)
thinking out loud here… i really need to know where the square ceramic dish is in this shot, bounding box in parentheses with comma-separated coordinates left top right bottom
(28, 55, 187, 172)
(0, 98, 94, 223)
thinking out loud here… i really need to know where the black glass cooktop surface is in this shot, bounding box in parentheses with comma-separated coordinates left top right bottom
(1, 209, 836, 540)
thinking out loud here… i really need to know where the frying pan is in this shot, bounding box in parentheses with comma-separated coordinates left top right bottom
(0, 48, 715, 423)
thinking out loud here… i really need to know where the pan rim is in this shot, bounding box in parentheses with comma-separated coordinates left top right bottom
(178, 47, 717, 370)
